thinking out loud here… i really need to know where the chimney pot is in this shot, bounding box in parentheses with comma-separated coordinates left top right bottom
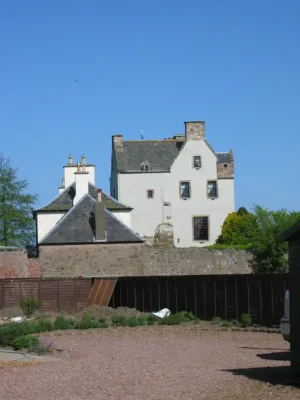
(81, 154, 86, 165)
(77, 162, 81, 172)
(62, 177, 65, 188)
(69, 154, 73, 165)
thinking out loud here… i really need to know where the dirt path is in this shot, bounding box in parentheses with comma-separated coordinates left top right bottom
(0, 326, 298, 400)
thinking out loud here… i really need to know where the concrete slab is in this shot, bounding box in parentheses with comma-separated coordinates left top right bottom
(0, 350, 59, 364)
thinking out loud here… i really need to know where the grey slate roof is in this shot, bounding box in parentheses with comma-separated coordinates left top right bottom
(40, 195, 143, 245)
(36, 183, 132, 212)
(114, 140, 231, 173)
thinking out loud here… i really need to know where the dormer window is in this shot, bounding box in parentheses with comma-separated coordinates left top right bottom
(141, 161, 151, 172)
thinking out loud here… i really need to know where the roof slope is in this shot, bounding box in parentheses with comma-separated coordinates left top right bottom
(40, 195, 143, 245)
(36, 183, 132, 212)
(114, 140, 231, 173)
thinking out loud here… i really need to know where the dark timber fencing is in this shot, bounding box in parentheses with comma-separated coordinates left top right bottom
(110, 274, 289, 327)
(0, 275, 289, 326)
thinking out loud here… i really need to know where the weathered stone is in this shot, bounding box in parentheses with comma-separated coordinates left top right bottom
(39, 244, 252, 278)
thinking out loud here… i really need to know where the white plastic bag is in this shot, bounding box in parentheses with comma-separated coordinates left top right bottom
(152, 308, 171, 319)
(10, 316, 23, 323)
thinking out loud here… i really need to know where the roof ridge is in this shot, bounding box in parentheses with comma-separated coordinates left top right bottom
(36, 181, 75, 211)
(39, 194, 91, 243)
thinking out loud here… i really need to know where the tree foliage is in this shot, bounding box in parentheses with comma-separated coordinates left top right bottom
(216, 205, 300, 273)
(0, 154, 37, 247)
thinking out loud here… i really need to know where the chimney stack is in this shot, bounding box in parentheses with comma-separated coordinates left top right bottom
(95, 188, 106, 241)
(112, 135, 124, 152)
(185, 121, 205, 141)
(73, 167, 89, 205)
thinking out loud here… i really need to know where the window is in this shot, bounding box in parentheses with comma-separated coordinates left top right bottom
(147, 190, 154, 199)
(145, 165, 149, 172)
(193, 216, 209, 241)
(180, 181, 190, 198)
(193, 156, 201, 168)
(207, 181, 218, 198)
(141, 161, 150, 172)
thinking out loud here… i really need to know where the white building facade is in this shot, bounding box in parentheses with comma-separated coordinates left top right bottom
(35, 155, 133, 245)
(110, 121, 235, 247)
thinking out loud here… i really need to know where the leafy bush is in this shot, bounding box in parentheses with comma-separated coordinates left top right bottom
(241, 313, 252, 327)
(78, 315, 101, 329)
(230, 319, 240, 326)
(11, 335, 39, 350)
(111, 316, 128, 327)
(126, 317, 139, 327)
(19, 297, 39, 318)
(205, 244, 252, 251)
(179, 311, 198, 322)
(53, 316, 76, 330)
(157, 313, 185, 326)
(219, 320, 232, 328)
(137, 316, 146, 326)
(146, 314, 157, 325)
(0, 322, 34, 346)
(29, 338, 54, 355)
(37, 318, 53, 332)
(212, 317, 222, 325)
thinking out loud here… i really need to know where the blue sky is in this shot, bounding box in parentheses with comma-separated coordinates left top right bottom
(1, 0, 299, 211)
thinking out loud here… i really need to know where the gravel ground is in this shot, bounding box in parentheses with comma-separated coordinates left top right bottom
(0, 326, 298, 400)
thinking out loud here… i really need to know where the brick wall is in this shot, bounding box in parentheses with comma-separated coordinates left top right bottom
(39, 244, 252, 278)
(0, 248, 29, 278)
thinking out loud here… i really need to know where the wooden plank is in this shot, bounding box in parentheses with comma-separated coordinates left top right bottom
(99, 279, 117, 306)
(85, 279, 117, 308)
(85, 279, 102, 307)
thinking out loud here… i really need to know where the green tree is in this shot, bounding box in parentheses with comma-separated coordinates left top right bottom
(216, 205, 300, 273)
(0, 154, 37, 247)
(216, 211, 257, 246)
(250, 205, 300, 273)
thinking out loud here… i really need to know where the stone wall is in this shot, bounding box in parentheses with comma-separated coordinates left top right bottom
(39, 244, 252, 278)
(0, 248, 29, 278)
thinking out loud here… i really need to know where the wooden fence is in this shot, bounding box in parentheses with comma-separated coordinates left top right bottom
(0, 274, 289, 326)
(110, 274, 289, 327)
(0, 279, 92, 313)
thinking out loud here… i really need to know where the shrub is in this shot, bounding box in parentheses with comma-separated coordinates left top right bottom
(219, 320, 232, 328)
(230, 319, 240, 326)
(29, 338, 54, 355)
(126, 317, 139, 327)
(78, 315, 100, 329)
(146, 314, 157, 325)
(99, 321, 108, 328)
(53, 316, 76, 330)
(111, 316, 128, 327)
(212, 317, 222, 325)
(157, 313, 185, 326)
(137, 316, 146, 326)
(19, 297, 39, 318)
(11, 335, 39, 350)
(180, 311, 198, 322)
(37, 318, 53, 332)
(0, 322, 34, 346)
(241, 313, 252, 327)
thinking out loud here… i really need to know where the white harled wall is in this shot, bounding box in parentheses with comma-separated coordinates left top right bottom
(115, 140, 234, 247)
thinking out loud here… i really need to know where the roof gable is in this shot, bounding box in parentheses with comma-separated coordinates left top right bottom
(40, 195, 143, 245)
(36, 183, 132, 213)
